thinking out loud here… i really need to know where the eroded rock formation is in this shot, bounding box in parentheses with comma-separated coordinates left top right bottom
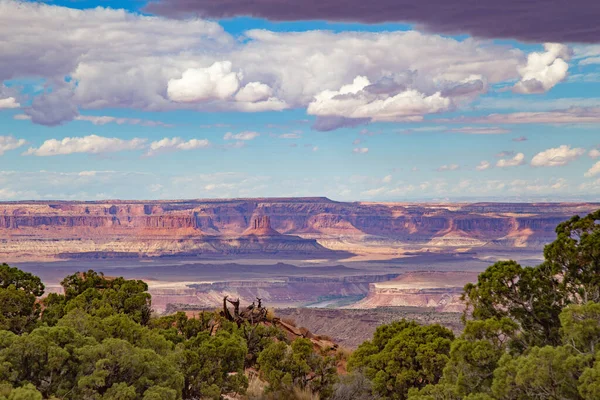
(0, 198, 597, 260)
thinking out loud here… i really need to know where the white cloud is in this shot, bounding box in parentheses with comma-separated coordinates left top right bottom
(0, 170, 152, 200)
(167, 61, 241, 103)
(353, 147, 369, 154)
(0, 136, 27, 155)
(0, 97, 19, 109)
(530, 145, 585, 167)
(361, 187, 388, 197)
(307, 76, 451, 122)
(234, 81, 273, 102)
(24, 134, 146, 156)
(223, 131, 260, 141)
(443, 108, 600, 125)
(75, 115, 173, 127)
(508, 177, 569, 193)
(589, 149, 600, 158)
(445, 127, 509, 134)
(475, 160, 491, 171)
(476, 97, 600, 112)
(382, 175, 393, 183)
(437, 164, 459, 172)
(496, 153, 525, 168)
(146, 137, 210, 156)
(148, 183, 163, 193)
(585, 161, 600, 178)
(514, 43, 571, 94)
(278, 133, 302, 139)
(0, 1, 532, 128)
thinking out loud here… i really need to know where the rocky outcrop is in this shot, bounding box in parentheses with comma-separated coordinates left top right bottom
(275, 308, 463, 349)
(348, 271, 480, 312)
(0, 198, 597, 260)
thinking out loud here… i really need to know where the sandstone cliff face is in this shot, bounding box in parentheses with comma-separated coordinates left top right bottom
(0, 198, 597, 260)
(348, 271, 480, 312)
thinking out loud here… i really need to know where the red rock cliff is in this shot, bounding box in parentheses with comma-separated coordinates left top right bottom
(0, 198, 597, 259)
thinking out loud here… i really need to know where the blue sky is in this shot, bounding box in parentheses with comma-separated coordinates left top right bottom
(0, 0, 600, 201)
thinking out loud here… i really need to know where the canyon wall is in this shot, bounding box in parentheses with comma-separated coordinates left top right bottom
(0, 198, 598, 260)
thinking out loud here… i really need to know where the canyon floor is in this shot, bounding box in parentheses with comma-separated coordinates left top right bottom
(14, 248, 540, 313)
(5, 198, 597, 341)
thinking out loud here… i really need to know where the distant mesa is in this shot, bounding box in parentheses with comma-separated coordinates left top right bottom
(242, 216, 281, 236)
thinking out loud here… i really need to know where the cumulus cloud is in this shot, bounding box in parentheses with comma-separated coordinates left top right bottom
(24, 135, 147, 156)
(4, 1, 588, 133)
(514, 43, 571, 94)
(353, 147, 369, 154)
(0, 2, 534, 129)
(495, 151, 516, 158)
(496, 153, 525, 168)
(167, 61, 241, 103)
(0, 136, 27, 155)
(475, 161, 491, 171)
(0, 97, 19, 109)
(223, 131, 260, 140)
(144, 0, 600, 43)
(146, 137, 210, 156)
(589, 149, 600, 158)
(530, 145, 585, 167)
(24, 84, 79, 126)
(307, 76, 451, 122)
(234, 82, 273, 102)
(585, 161, 600, 177)
(437, 164, 459, 172)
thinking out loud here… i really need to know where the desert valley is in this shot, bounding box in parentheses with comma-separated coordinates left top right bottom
(4, 197, 598, 338)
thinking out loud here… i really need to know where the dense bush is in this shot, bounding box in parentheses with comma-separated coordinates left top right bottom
(0, 268, 337, 399)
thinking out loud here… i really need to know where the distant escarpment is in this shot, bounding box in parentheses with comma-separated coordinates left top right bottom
(0, 198, 597, 260)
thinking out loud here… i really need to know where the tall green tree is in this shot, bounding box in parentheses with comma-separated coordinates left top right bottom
(544, 210, 600, 304)
(258, 338, 338, 398)
(0, 264, 45, 334)
(75, 338, 183, 399)
(0, 264, 44, 297)
(348, 320, 454, 400)
(463, 210, 600, 349)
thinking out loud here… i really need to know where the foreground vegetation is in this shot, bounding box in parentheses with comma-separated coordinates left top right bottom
(0, 210, 599, 399)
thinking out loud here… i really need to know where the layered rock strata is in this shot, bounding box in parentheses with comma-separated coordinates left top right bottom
(0, 198, 597, 260)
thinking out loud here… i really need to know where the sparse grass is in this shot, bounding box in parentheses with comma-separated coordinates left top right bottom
(246, 375, 268, 399)
(291, 386, 320, 400)
(335, 346, 352, 362)
(266, 308, 276, 322)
